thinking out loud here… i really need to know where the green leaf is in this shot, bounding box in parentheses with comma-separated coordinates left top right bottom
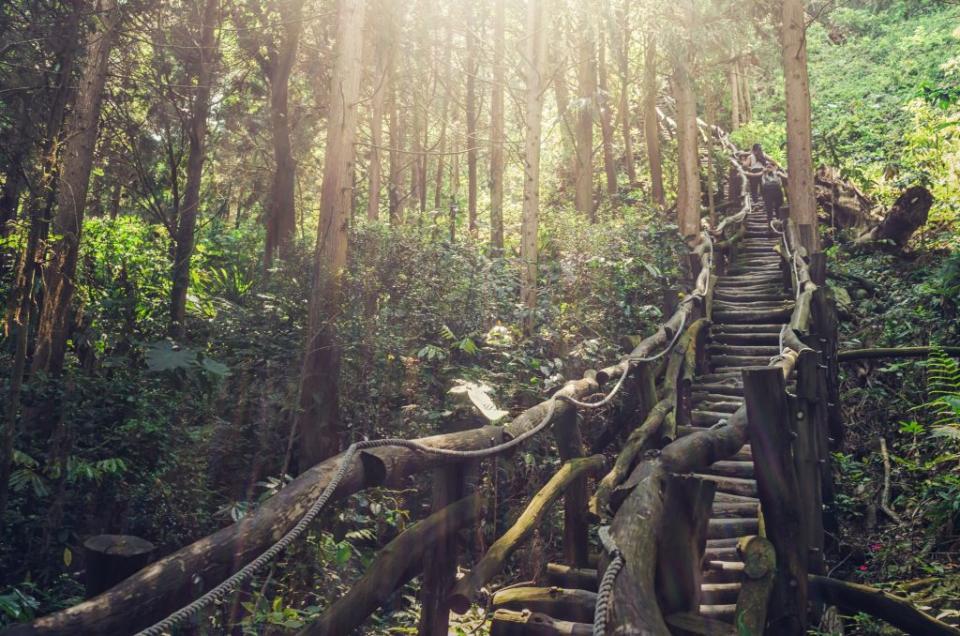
(145, 341, 196, 372)
(335, 542, 352, 565)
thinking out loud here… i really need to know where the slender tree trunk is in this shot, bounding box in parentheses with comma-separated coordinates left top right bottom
(552, 59, 576, 185)
(294, 0, 366, 468)
(611, 0, 635, 185)
(574, 5, 596, 220)
(264, 0, 304, 264)
(367, 3, 391, 222)
(388, 80, 403, 224)
(740, 61, 752, 123)
(705, 87, 717, 226)
(465, 1, 479, 237)
(643, 30, 665, 206)
(672, 41, 700, 241)
(488, 0, 505, 253)
(727, 61, 740, 132)
(169, 0, 219, 338)
(521, 0, 547, 335)
(598, 28, 617, 196)
(781, 0, 820, 253)
(32, 0, 121, 373)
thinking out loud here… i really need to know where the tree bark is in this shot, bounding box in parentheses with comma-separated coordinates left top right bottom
(263, 0, 304, 263)
(32, 0, 122, 373)
(672, 35, 701, 241)
(294, 0, 366, 468)
(388, 78, 404, 224)
(366, 2, 392, 222)
(465, 0, 479, 237)
(781, 0, 820, 254)
(168, 0, 220, 338)
(574, 5, 596, 220)
(598, 28, 617, 196)
(855, 185, 932, 249)
(729, 61, 740, 131)
(610, 0, 635, 185)
(643, 30, 665, 207)
(489, 0, 505, 252)
(521, 0, 547, 334)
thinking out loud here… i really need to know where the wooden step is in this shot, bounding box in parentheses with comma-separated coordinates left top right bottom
(711, 323, 784, 333)
(694, 382, 744, 396)
(703, 561, 745, 584)
(704, 546, 740, 561)
(712, 308, 792, 324)
(691, 410, 733, 426)
(708, 344, 781, 356)
(699, 604, 737, 621)
(710, 355, 774, 368)
(709, 332, 780, 346)
(693, 400, 741, 414)
(702, 460, 754, 479)
(700, 582, 741, 605)
(711, 500, 759, 517)
(707, 517, 759, 539)
(693, 474, 758, 497)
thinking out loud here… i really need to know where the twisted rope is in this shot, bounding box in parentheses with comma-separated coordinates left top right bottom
(594, 526, 624, 636)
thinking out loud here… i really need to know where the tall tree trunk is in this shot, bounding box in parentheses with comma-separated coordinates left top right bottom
(643, 30, 665, 207)
(598, 27, 617, 196)
(739, 61, 752, 123)
(388, 80, 403, 224)
(294, 0, 366, 468)
(781, 0, 820, 253)
(367, 2, 392, 222)
(488, 0, 505, 253)
(521, 0, 547, 335)
(465, 0, 479, 237)
(705, 86, 717, 226)
(264, 0, 304, 264)
(672, 40, 700, 241)
(611, 0, 635, 185)
(552, 58, 576, 185)
(169, 0, 220, 338)
(574, 5, 596, 220)
(729, 61, 740, 131)
(32, 0, 121, 374)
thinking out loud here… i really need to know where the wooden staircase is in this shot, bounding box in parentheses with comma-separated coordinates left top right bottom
(694, 203, 793, 623)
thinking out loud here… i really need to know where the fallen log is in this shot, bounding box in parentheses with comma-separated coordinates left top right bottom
(448, 456, 605, 613)
(838, 346, 960, 362)
(298, 494, 480, 635)
(491, 609, 592, 636)
(808, 575, 960, 636)
(856, 185, 933, 250)
(491, 587, 597, 624)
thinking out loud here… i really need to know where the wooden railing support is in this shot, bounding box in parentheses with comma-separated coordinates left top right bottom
(418, 418, 477, 635)
(794, 350, 825, 577)
(742, 367, 808, 635)
(734, 536, 776, 635)
(656, 476, 716, 615)
(553, 410, 590, 567)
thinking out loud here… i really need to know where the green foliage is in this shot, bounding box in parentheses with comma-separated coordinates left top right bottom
(730, 121, 786, 165)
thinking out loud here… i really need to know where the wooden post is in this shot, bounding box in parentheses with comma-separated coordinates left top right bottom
(742, 367, 808, 635)
(83, 535, 155, 598)
(794, 350, 825, 577)
(810, 287, 843, 448)
(418, 418, 476, 635)
(553, 410, 590, 567)
(734, 536, 777, 635)
(656, 476, 716, 614)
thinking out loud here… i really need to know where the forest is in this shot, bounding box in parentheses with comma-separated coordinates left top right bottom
(1, 0, 959, 633)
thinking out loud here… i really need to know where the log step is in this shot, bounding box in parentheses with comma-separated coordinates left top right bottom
(711, 323, 785, 333)
(699, 604, 737, 621)
(710, 333, 780, 346)
(693, 400, 741, 414)
(711, 500, 759, 518)
(707, 517, 759, 539)
(544, 564, 598, 592)
(691, 410, 734, 426)
(700, 582, 742, 605)
(712, 308, 793, 324)
(702, 460, 755, 479)
(710, 355, 775, 368)
(704, 546, 740, 561)
(695, 382, 744, 396)
(703, 561, 745, 584)
(693, 474, 758, 497)
(708, 344, 780, 356)
(713, 491, 759, 504)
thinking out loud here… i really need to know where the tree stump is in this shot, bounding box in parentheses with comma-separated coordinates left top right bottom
(83, 535, 155, 598)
